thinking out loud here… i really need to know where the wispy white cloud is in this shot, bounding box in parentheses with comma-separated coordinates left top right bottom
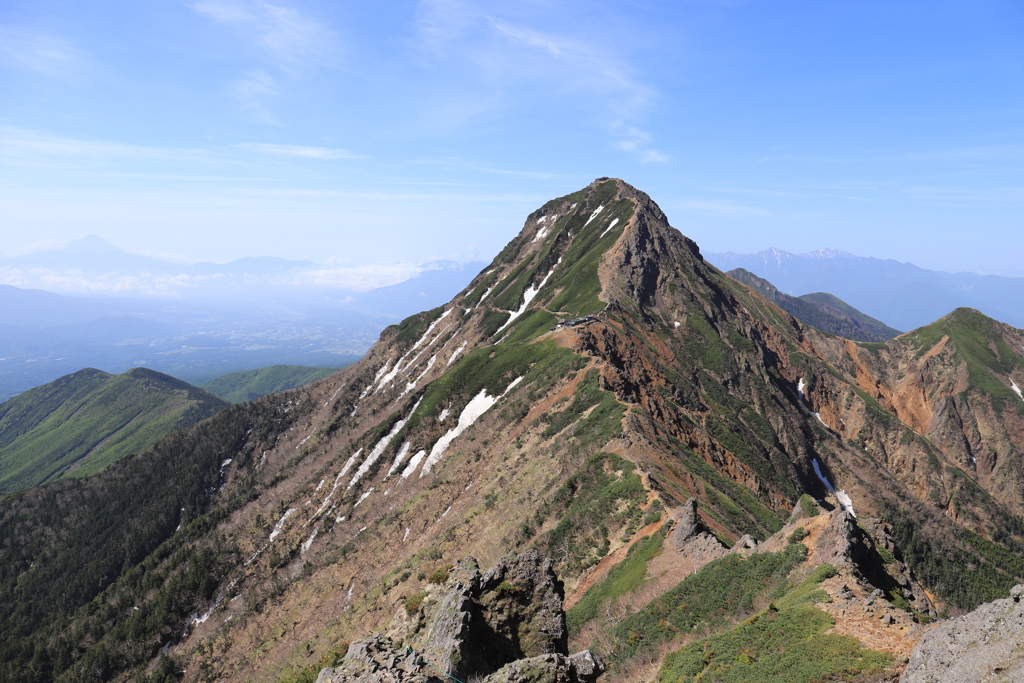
(192, 1, 339, 122)
(0, 125, 206, 165)
(0, 262, 427, 297)
(413, 0, 658, 154)
(613, 125, 670, 164)
(228, 69, 281, 124)
(191, 0, 338, 73)
(0, 27, 90, 77)
(237, 142, 363, 160)
(904, 186, 1024, 206)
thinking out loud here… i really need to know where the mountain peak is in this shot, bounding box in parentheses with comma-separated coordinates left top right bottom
(66, 234, 121, 252)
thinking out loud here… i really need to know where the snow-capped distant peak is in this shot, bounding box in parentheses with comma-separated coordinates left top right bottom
(806, 248, 852, 259)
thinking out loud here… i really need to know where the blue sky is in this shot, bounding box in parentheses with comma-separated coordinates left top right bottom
(1, 0, 1022, 283)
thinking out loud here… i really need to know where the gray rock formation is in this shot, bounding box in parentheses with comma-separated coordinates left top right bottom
(668, 498, 729, 565)
(319, 551, 603, 683)
(314, 637, 440, 683)
(901, 585, 1024, 682)
(815, 510, 935, 616)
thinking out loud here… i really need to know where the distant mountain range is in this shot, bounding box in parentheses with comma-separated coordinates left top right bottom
(726, 268, 901, 342)
(705, 247, 1024, 332)
(0, 367, 228, 493)
(0, 241, 485, 400)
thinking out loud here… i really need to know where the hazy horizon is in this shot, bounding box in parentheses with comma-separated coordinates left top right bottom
(2, 2, 1022, 278)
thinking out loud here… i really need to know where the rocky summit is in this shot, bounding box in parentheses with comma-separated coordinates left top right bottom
(3, 178, 1024, 682)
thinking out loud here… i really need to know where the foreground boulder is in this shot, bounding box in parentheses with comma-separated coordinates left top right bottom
(317, 551, 604, 683)
(901, 585, 1024, 682)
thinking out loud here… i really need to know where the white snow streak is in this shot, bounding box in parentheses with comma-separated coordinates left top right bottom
(307, 449, 363, 525)
(354, 487, 374, 507)
(812, 412, 828, 428)
(348, 398, 422, 489)
(532, 226, 549, 243)
(599, 217, 620, 238)
(401, 354, 436, 397)
(477, 286, 495, 307)
(409, 309, 452, 353)
(301, 529, 318, 554)
(811, 459, 833, 492)
(403, 527, 410, 542)
(361, 361, 392, 398)
(811, 458, 856, 516)
(496, 260, 560, 334)
(324, 382, 346, 407)
(673, 321, 681, 328)
(387, 441, 413, 477)
(447, 341, 467, 366)
(420, 377, 524, 476)
(269, 508, 298, 541)
(438, 407, 450, 422)
(314, 479, 324, 492)
(835, 491, 856, 517)
(1011, 379, 1023, 401)
(797, 378, 806, 402)
(401, 450, 427, 479)
(584, 205, 604, 227)
(374, 311, 453, 394)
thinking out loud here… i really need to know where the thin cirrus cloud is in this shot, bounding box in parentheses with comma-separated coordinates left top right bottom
(190, 0, 339, 72)
(0, 26, 90, 77)
(191, 0, 339, 122)
(237, 143, 363, 160)
(413, 0, 667, 163)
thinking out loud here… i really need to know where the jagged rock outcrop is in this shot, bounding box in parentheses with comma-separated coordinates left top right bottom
(314, 637, 440, 683)
(901, 585, 1024, 682)
(320, 552, 603, 683)
(668, 498, 729, 565)
(813, 510, 935, 617)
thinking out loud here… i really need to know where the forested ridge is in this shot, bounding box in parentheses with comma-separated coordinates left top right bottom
(0, 394, 304, 682)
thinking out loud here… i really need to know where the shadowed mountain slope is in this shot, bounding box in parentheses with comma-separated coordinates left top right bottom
(2, 179, 1024, 682)
(0, 367, 229, 493)
(727, 267, 901, 341)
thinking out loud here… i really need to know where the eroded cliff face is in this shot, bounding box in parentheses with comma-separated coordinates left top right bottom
(793, 310, 1024, 534)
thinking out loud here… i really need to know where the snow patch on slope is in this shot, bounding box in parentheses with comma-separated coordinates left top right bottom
(477, 286, 495, 307)
(348, 398, 422, 489)
(354, 487, 374, 507)
(269, 508, 298, 541)
(401, 450, 427, 479)
(599, 217, 620, 238)
(420, 377, 524, 476)
(584, 205, 604, 227)
(447, 341, 467, 366)
(797, 378, 806, 402)
(496, 260, 560, 334)
(1011, 379, 1023, 401)
(301, 529, 318, 554)
(811, 458, 856, 516)
(401, 354, 436, 397)
(387, 441, 413, 477)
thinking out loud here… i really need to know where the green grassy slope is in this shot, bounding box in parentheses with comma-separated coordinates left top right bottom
(202, 365, 341, 403)
(0, 367, 229, 493)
